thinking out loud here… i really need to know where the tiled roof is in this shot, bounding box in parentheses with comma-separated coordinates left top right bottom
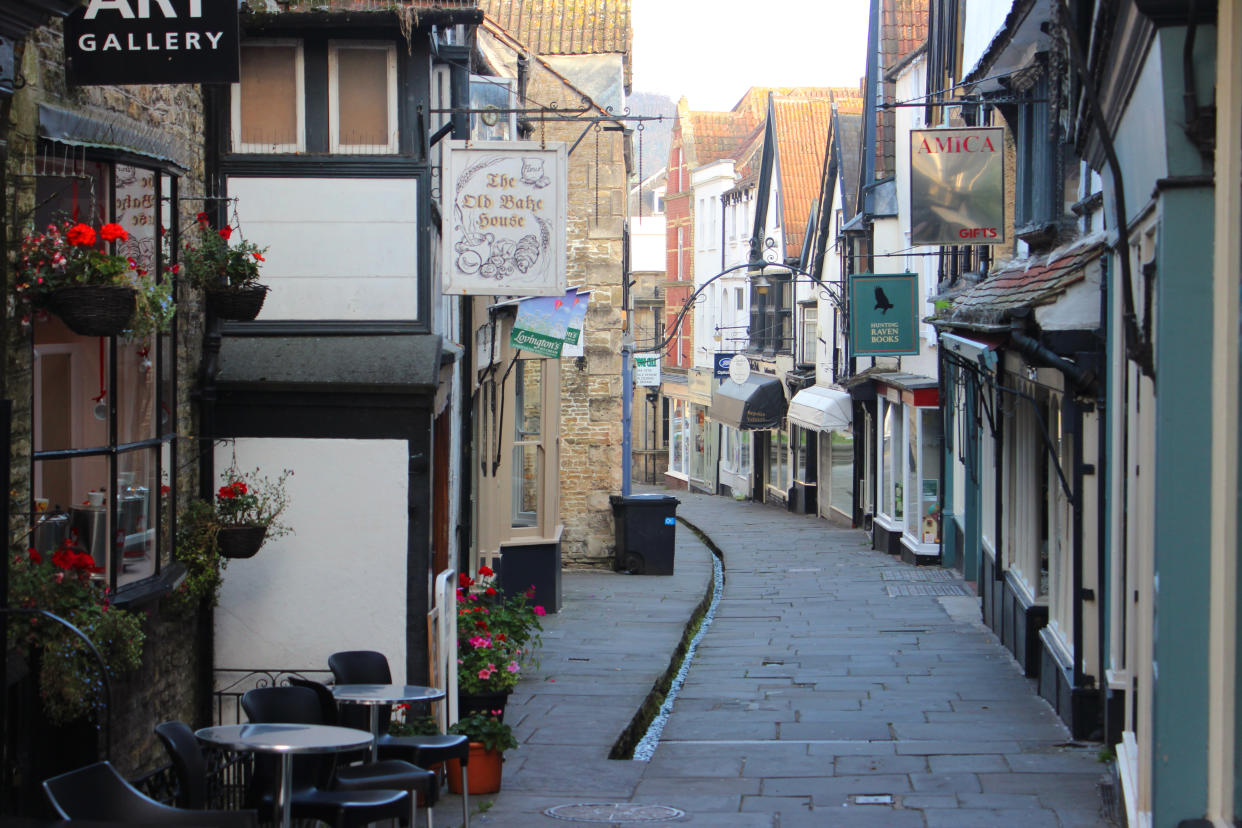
(773, 96, 834, 258)
(479, 0, 630, 55)
(942, 236, 1107, 328)
(685, 111, 758, 168)
(882, 0, 929, 66)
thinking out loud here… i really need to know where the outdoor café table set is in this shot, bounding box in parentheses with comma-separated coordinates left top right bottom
(196, 683, 445, 828)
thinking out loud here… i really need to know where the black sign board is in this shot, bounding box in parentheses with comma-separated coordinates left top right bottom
(64, 0, 239, 86)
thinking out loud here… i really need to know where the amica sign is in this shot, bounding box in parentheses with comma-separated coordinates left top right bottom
(64, 0, 239, 86)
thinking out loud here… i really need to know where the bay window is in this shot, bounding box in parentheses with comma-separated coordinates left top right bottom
(29, 157, 178, 594)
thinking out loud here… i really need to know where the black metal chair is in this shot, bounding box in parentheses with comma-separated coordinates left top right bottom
(242, 684, 435, 828)
(328, 650, 471, 828)
(154, 720, 213, 809)
(287, 677, 440, 814)
(42, 760, 258, 827)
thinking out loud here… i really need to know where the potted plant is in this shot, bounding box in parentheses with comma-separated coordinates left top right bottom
(7, 540, 145, 725)
(211, 463, 293, 559)
(181, 212, 270, 320)
(445, 711, 517, 795)
(13, 220, 174, 337)
(456, 566, 545, 719)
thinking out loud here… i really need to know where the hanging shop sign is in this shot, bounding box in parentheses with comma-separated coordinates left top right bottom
(910, 127, 1005, 246)
(561, 290, 591, 358)
(849, 273, 920, 357)
(64, 0, 239, 86)
(635, 355, 661, 387)
(511, 290, 576, 358)
(712, 352, 734, 379)
(443, 140, 568, 296)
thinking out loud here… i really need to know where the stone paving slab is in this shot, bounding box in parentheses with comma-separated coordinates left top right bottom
(433, 486, 1117, 827)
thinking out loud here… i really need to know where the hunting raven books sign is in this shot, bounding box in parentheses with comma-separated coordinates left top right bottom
(849, 273, 919, 357)
(64, 0, 239, 86)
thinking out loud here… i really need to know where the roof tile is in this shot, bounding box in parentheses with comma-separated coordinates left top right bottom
(479, 0, 630, 55)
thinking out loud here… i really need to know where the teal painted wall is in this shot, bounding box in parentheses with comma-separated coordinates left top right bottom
(1151, 184, 1215, 827)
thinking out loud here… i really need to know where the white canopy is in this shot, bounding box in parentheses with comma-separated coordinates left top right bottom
(786, 385, 852, 432)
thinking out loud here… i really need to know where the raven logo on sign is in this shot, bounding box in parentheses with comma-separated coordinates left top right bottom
(874, 286, 894, 315)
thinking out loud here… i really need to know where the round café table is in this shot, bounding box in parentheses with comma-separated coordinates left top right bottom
(196, 722, 373, 828)
(330, 684, 446, 761)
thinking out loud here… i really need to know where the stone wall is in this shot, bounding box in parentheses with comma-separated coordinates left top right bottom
(523, 61, 629, 567)
(3, 19, 209, 779)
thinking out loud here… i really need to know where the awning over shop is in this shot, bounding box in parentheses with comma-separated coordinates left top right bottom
(709, 375, 786, 431)
(787, 386, 852, 432)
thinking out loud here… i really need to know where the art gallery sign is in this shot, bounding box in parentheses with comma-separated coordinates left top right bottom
(909, 127, 1005, 246)
(64, 0, 239, 85)
(442, 140, 568, 297)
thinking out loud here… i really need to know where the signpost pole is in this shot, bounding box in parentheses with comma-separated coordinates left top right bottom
(621, 336, 633, 496)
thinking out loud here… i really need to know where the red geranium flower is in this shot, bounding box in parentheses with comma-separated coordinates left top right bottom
(485, 587, 497, 596)
(99, 223, 128, 243)
(27, 548, 41, 564)
(66, 223, 97, 247)
(478, 565, 494, 577)
(196, 212, 210, 224)
(252, 252, 265, 262)
(218, 226, 233, 241)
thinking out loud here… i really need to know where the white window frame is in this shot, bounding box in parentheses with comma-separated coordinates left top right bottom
(328, 40, 398, 154)
(231, 39, 306, 154)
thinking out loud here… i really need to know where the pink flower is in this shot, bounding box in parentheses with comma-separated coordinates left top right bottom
(506, 661, 520, 673)
(468, 635, 491, 648)
(534, 606, 546, 616)
(477, 668, 491, 680)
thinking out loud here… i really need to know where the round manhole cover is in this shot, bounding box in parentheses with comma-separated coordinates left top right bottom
(544, 803, 685, 822)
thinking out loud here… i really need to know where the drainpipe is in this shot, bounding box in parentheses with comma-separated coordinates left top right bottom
(1096, 255, 1111, 742)
(1068, 393, 1086, 696)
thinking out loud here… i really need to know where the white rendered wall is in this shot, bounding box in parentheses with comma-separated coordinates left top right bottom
(214, 438, 409, 684)
(692, 161, 736, 370)
(228, 178, 419, 320)
(962, 0, 1017, 82)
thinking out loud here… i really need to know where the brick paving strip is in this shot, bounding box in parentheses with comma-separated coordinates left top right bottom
(435, 488, 1118, 827)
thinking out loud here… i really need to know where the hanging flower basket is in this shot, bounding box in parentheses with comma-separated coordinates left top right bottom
(206, 284, 269, 321)
(216, 525, 268, 559)
(46, 285, 136, 337)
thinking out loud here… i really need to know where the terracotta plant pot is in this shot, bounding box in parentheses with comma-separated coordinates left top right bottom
(446, 742, 503, 795)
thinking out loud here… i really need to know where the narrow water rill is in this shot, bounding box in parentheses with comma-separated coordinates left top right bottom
(630, 523, 724, 761)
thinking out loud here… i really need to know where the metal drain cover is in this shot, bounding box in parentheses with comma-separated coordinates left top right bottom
(886, 583, 970, 597)
(881, 568, 956, 581)
(544, 803, 685, 822)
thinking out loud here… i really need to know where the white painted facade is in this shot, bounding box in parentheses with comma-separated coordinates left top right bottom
(691, 160, 736, 370)
(214, 438, 410, 683)
(228, 178, 421, 320)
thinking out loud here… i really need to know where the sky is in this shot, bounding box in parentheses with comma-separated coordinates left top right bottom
(629, 1, 872, 111)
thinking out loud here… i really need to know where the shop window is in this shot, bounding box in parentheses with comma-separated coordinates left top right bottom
(798, 304, 817, 366)
(330, 42, 398, 153)
(233, 41, 305, 153)
(510, 357, 543, 528)
(767, 428, 787, 492)
(29, 158, 178, 594)
(829, 428, 853, 517)
(668, 399, 689, 478)
(690, 406, 707, 483)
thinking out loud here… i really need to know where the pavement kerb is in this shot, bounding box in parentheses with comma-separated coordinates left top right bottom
(607, 514, 722, 760)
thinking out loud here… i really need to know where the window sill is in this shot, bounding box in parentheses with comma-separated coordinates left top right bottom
(111, 562, 187, 612)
